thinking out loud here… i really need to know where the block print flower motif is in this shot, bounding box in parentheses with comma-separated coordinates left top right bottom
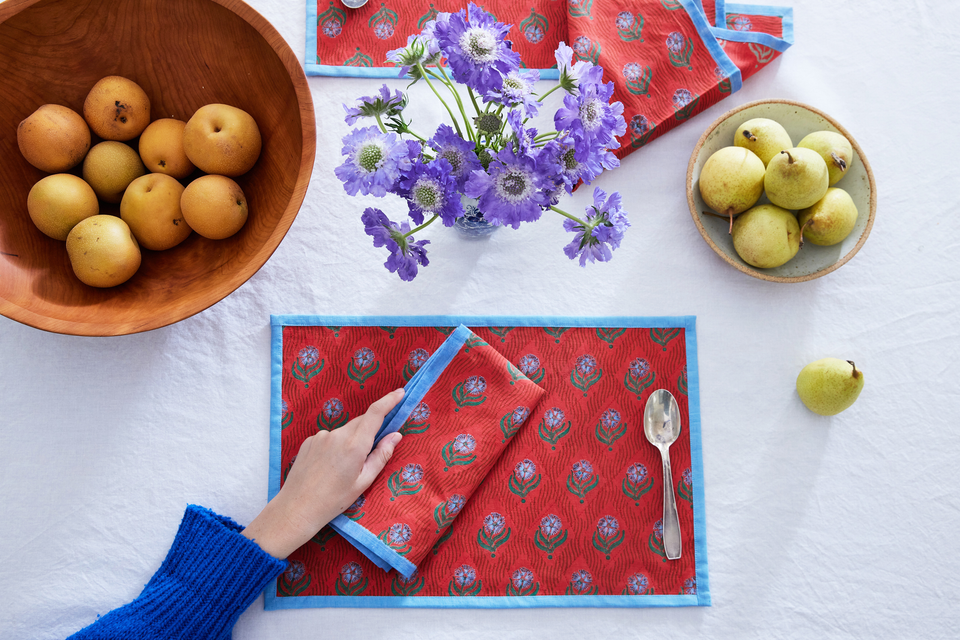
(543, 326, 570, 343)
(596, 327, 627, 348)
(570, 354, 602, 396)
(672, 89, 699, 121)
(678, 364, 689, 396)
(516, 353, 545, 383)
(567, 0, 593, 19)
(345, 493, 366, 521)
(624, 357, 655, 400)
(629, 114, 657, 149)
(622, 572, 653, 595)
(403, 347, 431, 381)
(622, 462, 654, 505)
(318, 1, 346, 39)
(534, 513, 567, 559)
(378, 522, 413, 556)
(335, 561, 367, 596)
(727, 13, 752, 31)
(616, 10, 644, 42)
(400, 401, 431, 435)
(678, 467, 694, 505)
(538, 407, 571, 449)
(318, 398, 349, 431)
(649, 518, 668, 562)
(449, 564, 482, 596)
(681, 577, 697, 595)
(507, 567, 540, 596)
(595, 408, 627, 450)
(622, 62, 653, 98)
(477, 511, 511, 557)
(278, 559, 311, 597)
(566, 569, 598, 595)
(567, 459, 599, 503)
(311, 526, 336, 550)
(500, 405, 530, 442)
(347, 347, 379, 388)
(281, 399, 293, 430)
(442, 433, 477, 470)
(593, 515, 625, 560)
(665, 32, 694, 70)
(651, 327, 682, 351)
(391, 569, 425, 596)
(453, 374, 487, 409)
(388, 463, 424, 500)
(508, 458, 541, 502)
(292, 346, 324, 388)
(434, 493, 466, 533)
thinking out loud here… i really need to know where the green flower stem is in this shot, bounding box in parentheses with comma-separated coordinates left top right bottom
(404, 214, 440, 238)
(550, 205, 587, 226)
(427, 68, 476, 143)
(417, 62, 463, 138)
(536, 84, 563, 102)
(374, 114, 389, 135)
(466, 86, 483, 118)
(533, 131, 561, 142)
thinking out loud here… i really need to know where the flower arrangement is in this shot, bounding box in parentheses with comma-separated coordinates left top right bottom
(337, 3, 629, 281)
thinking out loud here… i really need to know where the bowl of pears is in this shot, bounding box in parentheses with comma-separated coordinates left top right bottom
(687, 99, 876, 282)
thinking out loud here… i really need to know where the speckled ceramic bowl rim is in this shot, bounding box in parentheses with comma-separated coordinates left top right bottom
(686, 99, 877, 283)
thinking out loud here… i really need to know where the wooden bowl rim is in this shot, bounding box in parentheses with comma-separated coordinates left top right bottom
(0, 0, 317, 336)
(685, 98, 877, 283)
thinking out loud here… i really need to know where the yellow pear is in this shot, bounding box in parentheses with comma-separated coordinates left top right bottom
(731, 204, 800, 269)
(120, 173, 191, 251)
(764, 148, 829, 210)
(17, 104, 91, 173)
(734, 117, 793, 167)
(66, 215, 141, 287)
(698, 146, 765, 233)
(798, 188, 858, 246)
(180, 175, 248, 239)
(798, 131, 853, 186)
(796, 358, 864, 416)
(138, 118, 195, 179)
(27, 174, 99, 241)
(83, 75, 152, 141)
(82, 141, 147, 203)
(182, 104, 261, 177)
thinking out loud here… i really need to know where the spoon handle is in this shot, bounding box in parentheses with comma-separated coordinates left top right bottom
(660, 447, 682, 560)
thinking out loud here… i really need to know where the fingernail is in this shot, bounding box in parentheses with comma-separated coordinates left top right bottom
(395, 388, 405, 395)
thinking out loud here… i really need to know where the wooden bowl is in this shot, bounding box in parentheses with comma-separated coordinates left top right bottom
(686, 99, 876, 283)
(0, 0, 315, 335)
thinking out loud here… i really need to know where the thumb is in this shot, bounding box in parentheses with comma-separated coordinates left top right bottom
(358, 432, 403, 489)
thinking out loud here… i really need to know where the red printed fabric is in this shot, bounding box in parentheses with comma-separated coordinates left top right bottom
(276, 324, 700, 602)
(308, 0, 793, 160)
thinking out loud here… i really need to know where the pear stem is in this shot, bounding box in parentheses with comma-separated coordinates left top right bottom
(831, 152, 847, 172)
(701, 209, 736, 234)
(782, 150, 795, 164)
(847, 360, 861, 379)
(742, 129, 757, 142)
(798, 218, 813, 249)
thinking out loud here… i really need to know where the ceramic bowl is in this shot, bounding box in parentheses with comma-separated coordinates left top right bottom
(0, 0, 315, 335)
(686, 99, 876, 283)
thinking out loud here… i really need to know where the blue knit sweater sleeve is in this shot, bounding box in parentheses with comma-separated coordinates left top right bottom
(68, 505, 287, 640)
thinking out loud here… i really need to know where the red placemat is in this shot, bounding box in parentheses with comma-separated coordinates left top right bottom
(306, 0, 793, 159)
(267, 316, 708, 608)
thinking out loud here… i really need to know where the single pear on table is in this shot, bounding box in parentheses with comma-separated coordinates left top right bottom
(764, 148, 829, 210)
(698, 146, 765, 233)
(734, 117, 793, 166)
(731, 203, 800, 269)
(798, 188, 858, 246)
(796, 358, 864, 416)
(798, 131, 853, 186)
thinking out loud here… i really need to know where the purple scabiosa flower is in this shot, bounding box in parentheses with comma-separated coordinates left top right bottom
(454, 564, 477, 588)
(626, 573, 649, 595)
(485, 68, 542, 117)
(539, 514, 562, 537)
(396, 156, 462, 226)
(361, 207, 430, 282)
(514, 459, 537, 481)
(453, 433, 476, 454)
(518, 354, 540, 375)
(388, 523, 412, 544)
(464, 145, 552, 229)
(483, 512, 505, 536)
(343, 84, 406, 125)
(336, 126, 413, 197)
(563, 187, 631, 267)
(434, 3, 520, 94)
(554, 41, 603, 94)
(504, 109, 540, 159)
(554, 77, 626, 152)
(429, 123, 483, 190)
(387, 22, 443, 80)
(511, 567, 535, 590)
(626, 462, 648, 485)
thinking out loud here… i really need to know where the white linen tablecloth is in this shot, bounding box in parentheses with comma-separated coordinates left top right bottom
(2, 0, 959, 637)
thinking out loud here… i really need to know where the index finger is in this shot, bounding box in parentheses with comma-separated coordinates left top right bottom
(359, 387, 406, 437)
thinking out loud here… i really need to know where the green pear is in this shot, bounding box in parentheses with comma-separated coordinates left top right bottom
(764, 148, 829, 210)
(731, 203, 800, 268)
(798, 188, 858, 246)
(798, 131, 853, 186)
(796, 358, 864, 416)
(698, 146, 765, 233)
(734, 118, 793, 166)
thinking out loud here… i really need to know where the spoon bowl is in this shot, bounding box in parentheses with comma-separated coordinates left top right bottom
(643, 389, 683, 560)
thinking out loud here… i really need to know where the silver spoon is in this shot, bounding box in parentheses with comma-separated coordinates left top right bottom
(643, 389, 682, 560)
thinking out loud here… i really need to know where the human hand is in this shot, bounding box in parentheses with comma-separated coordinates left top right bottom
(242, 388, 405, 559)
